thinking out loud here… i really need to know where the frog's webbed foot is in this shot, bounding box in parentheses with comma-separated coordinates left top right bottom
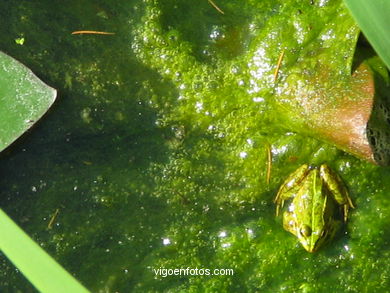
(346, 194, 355, 209)
(274, 189, 285, 216)
(275, 200, 284, 216)
(343, 203, 354, 222)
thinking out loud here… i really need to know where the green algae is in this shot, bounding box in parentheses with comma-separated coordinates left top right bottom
(0, 0, 389, 292)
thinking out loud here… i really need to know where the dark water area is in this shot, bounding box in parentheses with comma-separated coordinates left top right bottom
(0, 1, 389, 292)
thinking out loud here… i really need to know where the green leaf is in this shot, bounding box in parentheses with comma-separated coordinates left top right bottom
(0, 53, 88, 292)
(0, 51, 56, 151)
(344, 0, 390, 69)
(0, 209, 90, 293)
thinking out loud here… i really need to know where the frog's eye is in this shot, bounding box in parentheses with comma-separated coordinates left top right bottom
(300, 225, 312, 237)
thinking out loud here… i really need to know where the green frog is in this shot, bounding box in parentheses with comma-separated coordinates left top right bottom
(274, 164, 354, 253)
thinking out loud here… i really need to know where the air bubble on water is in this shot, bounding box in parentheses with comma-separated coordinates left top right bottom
(321, 29, 335, 41)
(248, 23, 257, 32)
(272, 145, 288, 155)
(218, 231, 227, 238)
(195, 101, 203, 112)
(209, 26, 222, 40)
(318, 0, 329, 7)
(293, 20, 306, 44)
(230, 65, 241, 75)
(252, 97, 264, 103)
(246, 228, 255, 238)
(250, 47, 272, 80)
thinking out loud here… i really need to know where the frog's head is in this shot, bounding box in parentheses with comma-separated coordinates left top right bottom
(295, 224, 331, 253)
(283, 214, 336, 253)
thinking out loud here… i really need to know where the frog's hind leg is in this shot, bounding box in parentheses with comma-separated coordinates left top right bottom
(320, 164, 354, 222)
(274, 164, 310, 216)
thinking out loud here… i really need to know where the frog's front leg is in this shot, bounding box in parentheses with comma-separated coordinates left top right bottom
(282, 211, 299, 237)
(274, 164, 310, 216)
(320, 164, 354, 221)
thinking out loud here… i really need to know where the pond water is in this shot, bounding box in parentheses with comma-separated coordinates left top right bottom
(0, 0, 389, 292)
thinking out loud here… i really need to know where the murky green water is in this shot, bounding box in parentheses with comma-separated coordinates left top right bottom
(0, 0, 389, 292)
